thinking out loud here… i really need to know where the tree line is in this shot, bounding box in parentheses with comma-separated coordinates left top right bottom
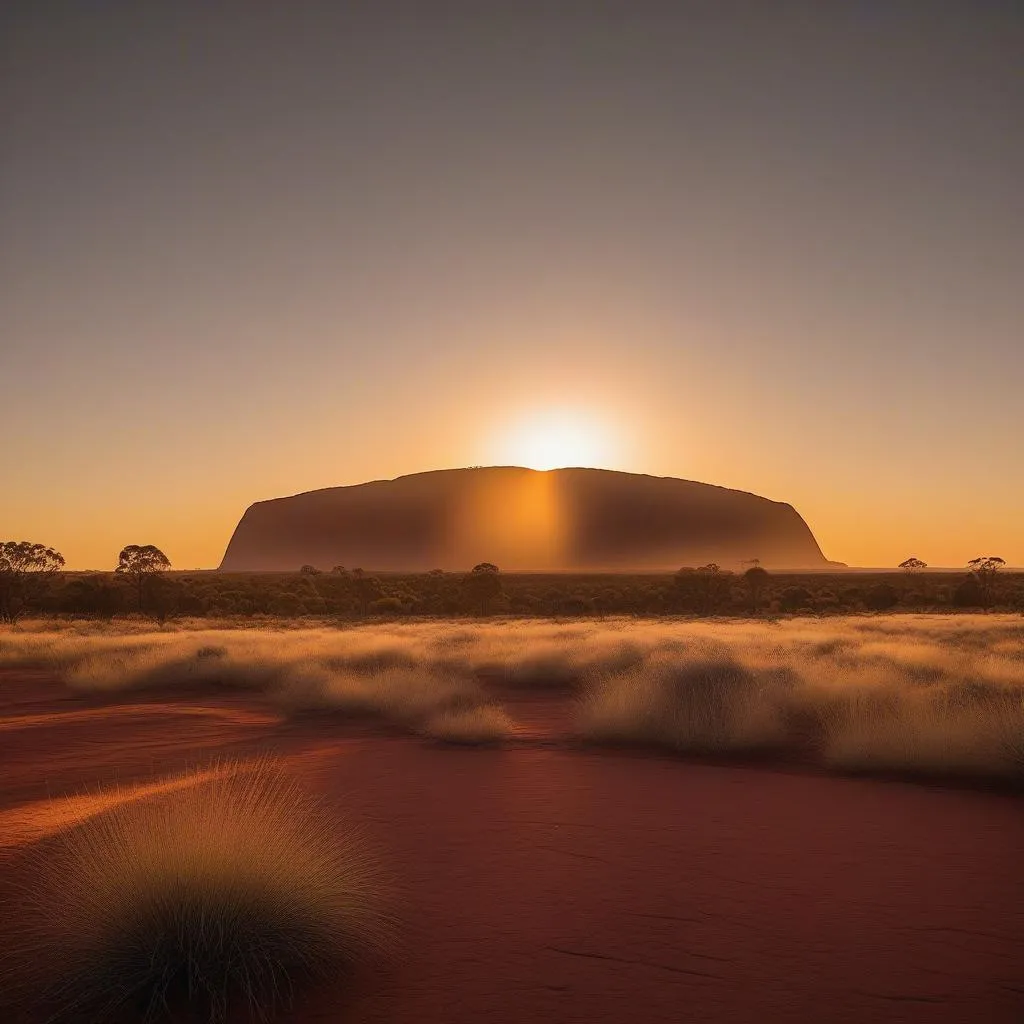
(0, 543, 170, 623)
(0, 541, 1018, 623)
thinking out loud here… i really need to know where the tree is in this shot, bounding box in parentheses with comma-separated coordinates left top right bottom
(0, 541, 65, 624)
(147, 574, 185, 623)
(115, 544, 171, 612)
(351, 569, 382, 616)
(60, 573, 124, 620)
(672, 568, 699, 612)
(897, 557, 928, 602)
(968, 555, 1005, 575)
(465, 562, 502, 615)
(695, 563, 730, 614)
(967, 556, 1005, 608)
(743, 565, 770, 614)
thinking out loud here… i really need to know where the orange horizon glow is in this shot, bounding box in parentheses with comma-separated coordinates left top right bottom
(2, 7, 1020, 573)
(4, 445, 1021, 573)
(3, 381, 1022, 572)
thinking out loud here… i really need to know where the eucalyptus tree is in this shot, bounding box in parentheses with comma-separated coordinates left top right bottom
(0, 541, 65, 623)
(743, 565, 770, 614)
(898, 557, 927, 573)
(967, 556, 1005, 608)
(465, 562, 502, 615)
(115, 544, 172, 611)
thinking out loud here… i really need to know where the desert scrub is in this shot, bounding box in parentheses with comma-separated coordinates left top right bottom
(273, 663, 487, 727)
(12, 759, 391, 1023)
(821, 688, 1024, 779)
(5, 614, 1024, 780)
(579, 654, 790, 754)
(420, 704, 516, 744)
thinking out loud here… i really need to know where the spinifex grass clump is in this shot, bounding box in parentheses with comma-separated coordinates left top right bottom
(19, 759, 391, 1023)
(579, 654, 789, 754)
(420, 704, 516, 744)
(3, 614, 1023, 779)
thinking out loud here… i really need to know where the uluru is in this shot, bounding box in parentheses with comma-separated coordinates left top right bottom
(218, 467, 831, 571)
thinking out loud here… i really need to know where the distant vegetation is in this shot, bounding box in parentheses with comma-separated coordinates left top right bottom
(0, 541, 65, 623)
(115, 543, 172, 612)
(1, 537, 1020, 622)
(2, 537, 1021, 621)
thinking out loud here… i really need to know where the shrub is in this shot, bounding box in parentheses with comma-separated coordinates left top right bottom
(953, 577, 985, 608)
(58, 575, 127, 619)
(14, 759, 390, 1023)
(779, 586, 813, 612)
(822, 693, 1024, 779)
(64, 646, 286, 694)
(270, 593, 309, 616)
(579, 655, 788, 754)
(420, 704, 515, 744)
(864, 583, 899, 611)
(463, 563, 503, 614)
(276, 664, 485, 728)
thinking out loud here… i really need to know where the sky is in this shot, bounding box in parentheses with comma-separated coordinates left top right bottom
(2, 1, 1021, 570)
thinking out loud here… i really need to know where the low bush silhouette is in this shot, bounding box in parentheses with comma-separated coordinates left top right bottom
(420, 704, 515, 744)
(369, 596, 404, 615)
(953, 577, 985, 607)
(864, 583, 899, 611)
(23, 565, 1024, 621)
(580, 655, 788, 754)
(779, 586, 814, 612)
(0, 540, 65, 623)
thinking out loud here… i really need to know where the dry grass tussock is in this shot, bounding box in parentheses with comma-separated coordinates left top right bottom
(1, 615, 1022, 778)
(576, 616, 1024, 779)
(274, 663, 485, 729)
(580, 654, 790, 754)
(5, 758, 392, 1023)
(419, 704, 516, 745)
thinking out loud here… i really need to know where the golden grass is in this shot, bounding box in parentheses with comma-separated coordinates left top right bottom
(420, 704, 516, 744)
(8, 759, 391, 1023)
(272, 664, 486, 729)
(579, 654, 789, 754)
(1, 614, 1022, 779)
(818, 689, 1024, 777)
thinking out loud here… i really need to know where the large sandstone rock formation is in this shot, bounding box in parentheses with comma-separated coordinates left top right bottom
(219, 467, 831, 571)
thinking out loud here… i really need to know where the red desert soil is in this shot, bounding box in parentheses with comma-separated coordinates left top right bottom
(1, 669, 1021, 1023)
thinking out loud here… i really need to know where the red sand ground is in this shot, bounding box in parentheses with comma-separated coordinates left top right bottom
(1, 670, 1021, 1023)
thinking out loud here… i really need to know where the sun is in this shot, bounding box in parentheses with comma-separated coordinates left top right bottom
(490, 409, 620, 471)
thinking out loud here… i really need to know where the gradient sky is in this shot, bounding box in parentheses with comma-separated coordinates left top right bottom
(2, 1, 1021, 569)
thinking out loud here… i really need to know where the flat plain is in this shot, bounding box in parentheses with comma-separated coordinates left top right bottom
(1, 614, 1021, 1022)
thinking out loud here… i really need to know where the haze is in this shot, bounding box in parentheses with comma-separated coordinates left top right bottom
(2, 2, 1021, 569)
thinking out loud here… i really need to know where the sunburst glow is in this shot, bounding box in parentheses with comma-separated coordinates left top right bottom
(491, 409, 620, 471)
